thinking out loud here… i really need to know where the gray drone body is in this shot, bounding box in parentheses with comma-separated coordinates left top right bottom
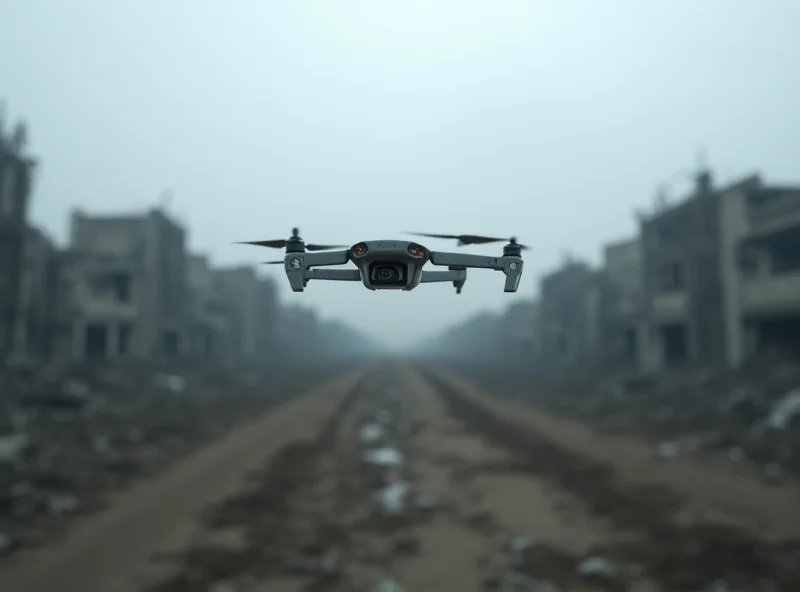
(237, 229, 526, 295)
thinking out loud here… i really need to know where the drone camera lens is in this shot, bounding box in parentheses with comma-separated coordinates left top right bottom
(369, 262, 407, 286)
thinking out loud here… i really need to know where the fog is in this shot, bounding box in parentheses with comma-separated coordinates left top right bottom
(2, 1, 797, 348)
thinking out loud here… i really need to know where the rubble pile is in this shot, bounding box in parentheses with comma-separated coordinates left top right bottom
(0, 361, 307, 557)
(358, 385, 439, 591)
(359, 386, 437, 528)
(523, 355, 800, 479)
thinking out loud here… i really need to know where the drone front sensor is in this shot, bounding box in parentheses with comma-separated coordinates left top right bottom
(235, 228, 526, 294)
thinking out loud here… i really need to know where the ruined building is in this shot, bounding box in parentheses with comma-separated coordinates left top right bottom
(538, 260, 601, 366)
(638, 170, 745, 369)
(638, 169, 800, 370)
(598, 237, 644, 368)
(14, 226, 62, 358)
(722, 181, 800, 364)
(187, 255, 235, 363)
(0, 119, 35, 361)
(66, 208, 188, 359)
(212, 266, 278, 363)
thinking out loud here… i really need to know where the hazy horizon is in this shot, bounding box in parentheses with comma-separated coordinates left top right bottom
(3, 0, 799, 348)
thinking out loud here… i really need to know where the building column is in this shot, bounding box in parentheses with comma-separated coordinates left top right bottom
(72, 319, 86, 359)
(108, 323, 120, 357)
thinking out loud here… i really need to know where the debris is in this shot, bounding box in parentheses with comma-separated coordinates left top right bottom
(0, 433, 31, 463)
(507, 534, 534, 566)
(657, 441, 681, 458)
(359, 423, 385, 444)
(153, 373, 186, 393)
(766, 388, 800, 430)
(412, 492, 439, 511)
(576, 555, 616, 579)
(363, 447, 405, 468)
(485, 569, 560, 591)
(374, 481, 411, 515)
(319, 547, 344, 575)
(500, 355, 800, 477)
(373, 578, 406, 592)
(0, 362, 294, 559)
(0, 533, 17, 556)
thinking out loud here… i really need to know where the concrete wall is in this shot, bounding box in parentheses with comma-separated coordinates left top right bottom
(67, 207, 189, 360)
(538, 261, 600, 365)
(636, 172, 758, 371)
(0, 124, 35, 361)
(14, 226, 60, 358)
(213, 266, 255, 360)
(598, 238, 645, 368)
(187, 255, 235, 363)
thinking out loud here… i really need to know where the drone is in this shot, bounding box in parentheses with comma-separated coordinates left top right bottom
(235, 228, 528, 294)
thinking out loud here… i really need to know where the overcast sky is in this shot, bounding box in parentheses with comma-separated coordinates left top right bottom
(2, 0, 798, 349)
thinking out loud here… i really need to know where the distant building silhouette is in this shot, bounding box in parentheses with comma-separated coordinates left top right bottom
(0, 117, 37, 361)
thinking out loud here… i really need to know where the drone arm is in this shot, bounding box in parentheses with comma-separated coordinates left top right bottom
(305, 269, 361, 281)
(429, 250, 523, 293)
(429, 250, 504, 270)
(420, 270, 467, 283)
(303, 250, 350, 266)
(284, 250, 350, 292)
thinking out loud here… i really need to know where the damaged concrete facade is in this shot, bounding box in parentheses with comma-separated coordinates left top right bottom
(212, 266, 278, 363)
(638, 171, 745, 370)
(638, 170, 800, 371)
(0, 121, 35, 361)
(14, 226, 63, 359)
(598, 238, 645, 369)
(538, 261, 601, 366)
(66, 208, 188, 360)
(723, 182, 800, 366)
(187, 255, 235, 363)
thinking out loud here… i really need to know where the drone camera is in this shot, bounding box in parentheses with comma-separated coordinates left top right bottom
(368, 261, 408, 286)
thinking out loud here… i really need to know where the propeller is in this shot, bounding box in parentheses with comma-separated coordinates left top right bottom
(404, 231, 530, 250)
(234, 227, 346, 252)
(262, 260, 284, 265)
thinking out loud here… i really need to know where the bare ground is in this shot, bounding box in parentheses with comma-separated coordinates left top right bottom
(1, 365, 798, 592)
(0, 370, 369, 592)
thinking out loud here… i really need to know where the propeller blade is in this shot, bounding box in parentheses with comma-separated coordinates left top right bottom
(261, 260, 285, 265)
(234, 239, 287, 248)
(404, 231, 462, 240)
(457, 234, 508, 245)
(405, 232, 508, 245)
(406, 231, 530, 249)
(306, 243, 348, 252)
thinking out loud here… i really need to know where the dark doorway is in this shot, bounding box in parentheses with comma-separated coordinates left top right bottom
(623, 327, 638, 362)
(757, 314, 800, 354)
(118, 323, 132, 355)
(659, 323, 688, 366)
(85, 323, 107, 359)
(163, 330, 179, 356)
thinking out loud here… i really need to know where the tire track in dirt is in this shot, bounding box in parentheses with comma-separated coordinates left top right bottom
(146, 368, 382, 591)
(420, 368, 800, 592)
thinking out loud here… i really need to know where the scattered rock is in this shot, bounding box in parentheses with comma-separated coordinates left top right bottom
(576, 555, 616, 579)
(373, 578, 406, 592)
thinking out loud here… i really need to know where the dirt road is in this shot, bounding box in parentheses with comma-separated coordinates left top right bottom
(1, 365, 798, 592)
(0, 369, 371, 592)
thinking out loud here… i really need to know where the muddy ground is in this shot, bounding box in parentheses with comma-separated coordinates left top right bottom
(1, 365, 798, 592)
